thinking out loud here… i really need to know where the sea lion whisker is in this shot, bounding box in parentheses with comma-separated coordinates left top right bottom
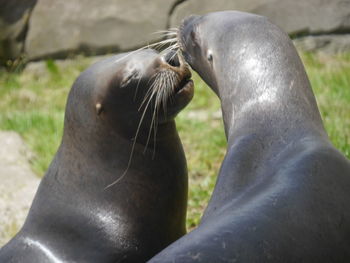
(142, 76, 163, 116)
(139, 90, 153, 110)
(169, 43, 180, 50)
(139, 74, 160, 110)
(168, 72, 178, 105)
(152, 30, 178, 37)
(152, 105, 160, 159)
(143, 78, 162, 152)
(146, 38, 178, 51)
(152, 81, 164, 157)
(148, 37, 177, 47)
(158, 28, 179, 39)
(145, 90, 162, 154)
(152, 29, 176, 34)
(159, 43, 179, 55)
(159, 48, 180, 64)
(168, 27, 179, 32)
(113, 46, 149, 63)
(139, 77, 159, 111)
(134, 77, 143, 101)
(151, 74, 164, 113)
(144, 106, 157, 154)
(105, 85, 159, 189)
(141, 74, 165, 156)
(114, 38, 178, 64)
(134, 68, 149, 101)
(164, 32, 178, 37)
(162, 73, 172, 113)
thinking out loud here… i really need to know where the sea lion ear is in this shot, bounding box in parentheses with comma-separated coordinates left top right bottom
(95, 103, 104, 115)
(120, 70, 139, 88)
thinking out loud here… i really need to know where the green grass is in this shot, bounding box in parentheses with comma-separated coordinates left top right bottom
(0, 52, 349, 230)
(176, 84, 226, 228)
(0, 57, 92, 174)
(301, 52, 350, 157)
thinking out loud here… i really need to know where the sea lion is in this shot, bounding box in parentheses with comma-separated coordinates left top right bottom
(0, 49, 193, 262)
(149, 11, 350, 262)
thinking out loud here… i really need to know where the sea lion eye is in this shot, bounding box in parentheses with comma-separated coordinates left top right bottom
(207, 51, 213, 62)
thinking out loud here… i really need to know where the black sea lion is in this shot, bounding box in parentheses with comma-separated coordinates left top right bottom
(149, 11, 350, 262)
(0, 49, 193, 262)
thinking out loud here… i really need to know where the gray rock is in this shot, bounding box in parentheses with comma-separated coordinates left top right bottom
(170, 0, 350, 35)
(25, 0, 178, 60)
(293, 34, 350, 54)
(0, 131, 40, 246)
(0, 0, 37, 64)
(22, 53, 114, 78)
(2, 0, 350, 62)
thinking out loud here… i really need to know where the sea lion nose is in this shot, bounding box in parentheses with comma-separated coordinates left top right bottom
(163, 51, 180, 67)
(180, 15, 200, 38)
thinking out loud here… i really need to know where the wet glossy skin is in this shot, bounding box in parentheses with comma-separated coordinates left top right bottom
(149, 11, 350, 262)
(0, 50, 193, 262)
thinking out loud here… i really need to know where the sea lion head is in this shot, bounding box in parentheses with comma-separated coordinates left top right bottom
(178, 11, 271, 95)
(65, 49, 193, 140)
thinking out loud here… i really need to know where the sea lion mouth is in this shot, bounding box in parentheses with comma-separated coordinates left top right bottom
(175, 79, 194, 99)
(175, 72, 193, 94)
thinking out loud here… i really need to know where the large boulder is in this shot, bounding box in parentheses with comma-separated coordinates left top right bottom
(25, 0, 178, 60)
(170, 0, 350, 36)
(0, 0, 37, 65)
(0, 131, 40, 246)
(2, 0, 350, 61)
(294, 34, 350, 53)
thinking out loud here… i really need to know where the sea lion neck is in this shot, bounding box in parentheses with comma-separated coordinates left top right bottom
(216, 32, 327, 147)
(61, 114, 178, 161)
